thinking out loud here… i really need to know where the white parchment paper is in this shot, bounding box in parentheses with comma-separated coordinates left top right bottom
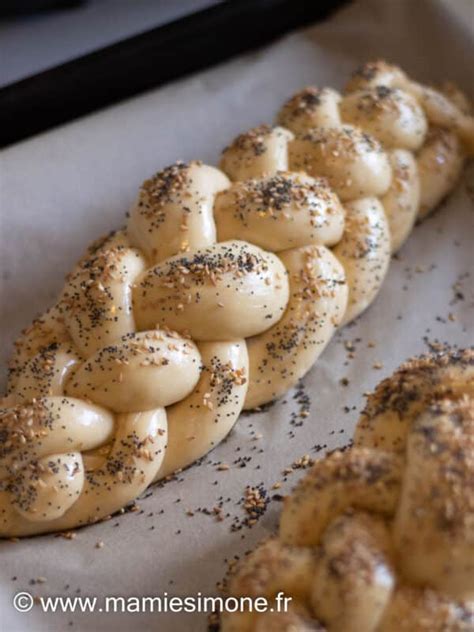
(1, 1, 473, 630)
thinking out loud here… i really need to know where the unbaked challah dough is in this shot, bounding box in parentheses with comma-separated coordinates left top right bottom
(222, 347, 474, 632)
(1, 62, 473, 536)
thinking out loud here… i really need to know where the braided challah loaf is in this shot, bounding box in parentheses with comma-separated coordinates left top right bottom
(222, 348, 474, 632)
(1, 62, 473, 536)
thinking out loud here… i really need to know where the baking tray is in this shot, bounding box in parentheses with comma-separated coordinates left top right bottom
(0, 0, 348, 147)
